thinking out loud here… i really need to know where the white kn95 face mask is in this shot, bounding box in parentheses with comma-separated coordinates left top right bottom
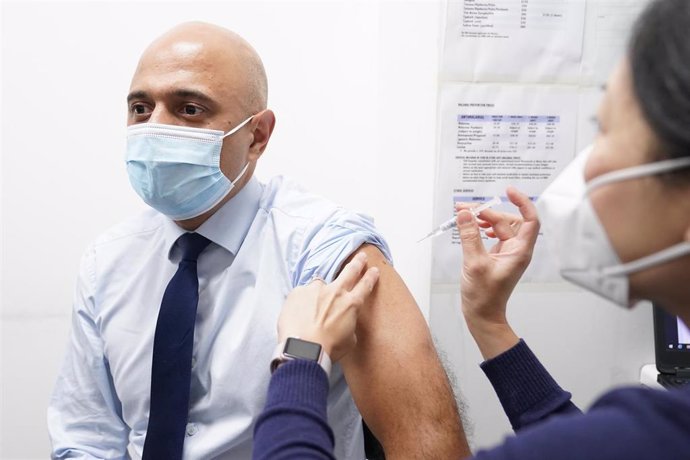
(536, 146, 690, 308)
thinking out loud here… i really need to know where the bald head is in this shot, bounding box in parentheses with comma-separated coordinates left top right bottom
(126, 22, 276, 230)
(134, 22, 267, 115)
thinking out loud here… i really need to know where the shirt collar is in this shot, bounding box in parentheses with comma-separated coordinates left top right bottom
(162, 176, 263, 260)
(197, 176, 263, 255)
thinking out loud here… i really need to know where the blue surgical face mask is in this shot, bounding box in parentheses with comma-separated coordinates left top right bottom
(126, 116, 253, 220)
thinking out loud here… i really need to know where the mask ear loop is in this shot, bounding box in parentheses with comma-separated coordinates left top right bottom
(587, 156, 690, 277)
(222, 115, 255, 184)
(586, 156, 690, 193)
(222, 116, 254, 138)
(602, 242, 690, 277)
(230, 162, 250, 184)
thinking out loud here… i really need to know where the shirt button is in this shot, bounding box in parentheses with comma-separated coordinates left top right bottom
(191, 356, 197, 367)
(186, 423, 198, 437)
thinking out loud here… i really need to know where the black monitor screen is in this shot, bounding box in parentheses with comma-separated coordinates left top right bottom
(654, 305, 690, 372)
(661, 310, 690, 351)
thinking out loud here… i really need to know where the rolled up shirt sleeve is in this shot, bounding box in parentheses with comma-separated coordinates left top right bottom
(292, 209, 392, 286)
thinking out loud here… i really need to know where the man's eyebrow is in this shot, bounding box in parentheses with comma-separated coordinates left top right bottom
(173, 89, 215, 105)
(126, 89, 216, 105)
(126, 90, 148, 103)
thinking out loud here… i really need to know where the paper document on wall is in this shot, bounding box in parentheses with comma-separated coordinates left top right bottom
(442, 0, 587, 83)
(580, 0, 650, 84)
(431, 84, 578, 284)
(433, 0, 648, 285)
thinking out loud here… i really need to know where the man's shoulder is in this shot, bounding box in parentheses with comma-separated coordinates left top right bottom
(259, 176, 391, 285)
(90, 208, 166, 251)
(259, 175, 349, 224)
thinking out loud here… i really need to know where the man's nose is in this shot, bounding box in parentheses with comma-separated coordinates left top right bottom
(148, 105, 177, 125)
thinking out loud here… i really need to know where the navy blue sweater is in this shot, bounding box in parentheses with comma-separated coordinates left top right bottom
(253, 340, 690, 459)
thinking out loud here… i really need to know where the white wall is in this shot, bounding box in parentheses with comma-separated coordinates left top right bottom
(1, 1, 653, 459)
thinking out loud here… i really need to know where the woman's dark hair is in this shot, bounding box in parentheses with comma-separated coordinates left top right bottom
(629, 0, 690, 174)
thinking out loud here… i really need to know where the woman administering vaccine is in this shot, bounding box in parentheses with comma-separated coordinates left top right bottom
(252, 0, 690, 458)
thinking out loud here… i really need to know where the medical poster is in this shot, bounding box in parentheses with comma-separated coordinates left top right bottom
(580, 0, 650, 84)
(430, 84, 577, 283)
(441, 0, 587, 83)
(432, 0, 649, 284)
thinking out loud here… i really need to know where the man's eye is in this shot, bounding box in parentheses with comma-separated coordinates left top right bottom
(131, 104, 148, 115)
(182, 105, 204, 115)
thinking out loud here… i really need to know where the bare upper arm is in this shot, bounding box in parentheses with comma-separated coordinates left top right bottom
(339, 244, 470, 459)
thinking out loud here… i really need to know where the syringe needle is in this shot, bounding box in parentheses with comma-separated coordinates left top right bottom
(416, 232, 435, 243)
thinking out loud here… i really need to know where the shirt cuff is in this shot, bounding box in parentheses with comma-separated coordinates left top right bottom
(265, 359, 330, 416)
(480, 339, 572, 430)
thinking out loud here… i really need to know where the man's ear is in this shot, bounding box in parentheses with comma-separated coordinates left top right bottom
(248, 109, 276, 162)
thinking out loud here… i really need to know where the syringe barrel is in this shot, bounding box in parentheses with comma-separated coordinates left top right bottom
(439, 217, 458, 232)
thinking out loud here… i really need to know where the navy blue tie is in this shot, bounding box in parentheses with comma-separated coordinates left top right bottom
(143, 232, 211, 460)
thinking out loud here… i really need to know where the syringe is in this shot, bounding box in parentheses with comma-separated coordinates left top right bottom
(417, 196, 502, 243)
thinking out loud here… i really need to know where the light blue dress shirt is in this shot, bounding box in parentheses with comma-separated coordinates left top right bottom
(48, 176, 391, 459)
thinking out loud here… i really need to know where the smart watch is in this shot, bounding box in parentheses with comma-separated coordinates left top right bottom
(270, 337, 332, 376)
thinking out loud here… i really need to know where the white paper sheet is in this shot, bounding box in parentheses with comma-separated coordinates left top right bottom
(430, 83, 578, 284)
(442, 0, 587, 83)
(434, 0, 650, 285)
(579, 0, 650, 84)
(575, 86, 605, 152)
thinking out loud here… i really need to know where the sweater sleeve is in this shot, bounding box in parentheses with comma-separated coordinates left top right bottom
(252, 359, 335, 460)
(479, 339, 581, 431)
(470, 384, 690, 460)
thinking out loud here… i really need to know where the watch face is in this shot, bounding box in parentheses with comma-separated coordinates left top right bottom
(284, 337, 322, 361)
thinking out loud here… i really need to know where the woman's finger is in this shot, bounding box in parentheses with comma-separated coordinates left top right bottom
(475, 209, 519, 240)
(457, 209, 488, 261)
(457, 202, 520, 230)
(333, 252, 368, 291)
(507, 186, 539, 223)
(349, 267, 380, 305)
(506, 186, 540, 246)
(455, 194, 530, 241)
(476, 219, 492, 229)
(307, 276, 326, 287)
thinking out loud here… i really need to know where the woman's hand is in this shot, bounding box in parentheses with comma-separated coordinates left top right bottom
(455, 187, 540, 359)
(278, 253, 380, 363)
